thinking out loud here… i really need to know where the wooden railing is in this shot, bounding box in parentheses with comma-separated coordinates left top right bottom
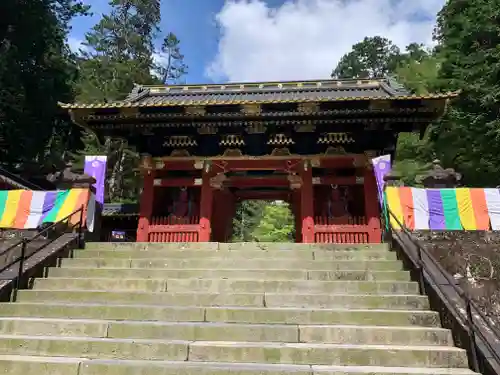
(148, 216, 200, 242)
(314, 216, 370, 244)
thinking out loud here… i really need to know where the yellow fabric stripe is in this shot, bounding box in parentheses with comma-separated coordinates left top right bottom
(455, 188, 477, 230)
(386, 187, 403, 230)
(54, 189, 84, 222)
(0, 190, 24, 228)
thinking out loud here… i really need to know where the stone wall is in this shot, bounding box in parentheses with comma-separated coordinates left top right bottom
(414, 231, 500, 322)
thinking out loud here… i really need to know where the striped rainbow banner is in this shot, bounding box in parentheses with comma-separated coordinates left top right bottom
(385, 187, 500, 231)
(0, 189, 90, 229)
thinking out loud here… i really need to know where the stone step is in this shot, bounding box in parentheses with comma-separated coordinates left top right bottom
(48, 263, 404, 280)
(0, 318, 452, 345)
(49, 267, 409, 281)
(17, 290, 430, 310)
(71, 249, 396, 261)
(61, 254, 400, 270)
(0, 356, 479, 375)
(83, 242, 390, 252)
(32, 278, 419, 294)
(0, 335, 468, 367)
(0, 303, 440, 326)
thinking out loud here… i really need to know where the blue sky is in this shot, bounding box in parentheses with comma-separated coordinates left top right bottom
(69, 0, 445, 84)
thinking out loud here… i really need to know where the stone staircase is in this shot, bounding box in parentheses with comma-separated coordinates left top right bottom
(0, 242, 479, 374)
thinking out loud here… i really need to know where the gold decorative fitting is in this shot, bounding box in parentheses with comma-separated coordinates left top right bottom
(170, 149, 191, 157)
(318, 132, 355, 144)
(140, 155, 153, 171)
(185, 106, 206, 116)
(369, 100, 391, 110)
(312, 177, 321, 185)
(241, 104, 262, 115)
(210, 173, 227, 189)
(246, 122, 266, 134)
(271, 147, 291, 157)
(220, 134, 245, 147)
(324, 146, 347, 155)
(197, 125, 218, 135)
(356, 176, 365, 184)
(223, 148, 243, 157)
(268, 133, 294, 146)
(310, 157, 321, 167)
(164, 136, 197, 147)
(288, 174, 302, 190)
(119, 107, 139, 117)
(153, 179, 162, 186)
(297, 102, 320, 114)
(194, 160, 204, 169)
(194, 178, 202, 186)
(155, 161, 165, 169)
(294, 123, 316, 133)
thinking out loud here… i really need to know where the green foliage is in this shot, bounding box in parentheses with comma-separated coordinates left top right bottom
(0, 0, 89, 165)
(155, 32, 188, 84)
(70, 0, 187, 203)
(332, 37, 402, 79)
(232, 200, 266, 241)
(429, 0, 500, 186)
(251, 202, 295, 243)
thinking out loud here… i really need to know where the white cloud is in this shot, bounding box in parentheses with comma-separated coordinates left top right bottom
(207, 0, 446, 82)
(67, 36, 88, 53)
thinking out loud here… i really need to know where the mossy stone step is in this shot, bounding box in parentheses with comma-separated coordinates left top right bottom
(32, 278, 419, 294)
(17, 290, 430, 310)
(0, 303, 441, 326)
(0, 318, 452, 345)
(0, 336, 468, 367)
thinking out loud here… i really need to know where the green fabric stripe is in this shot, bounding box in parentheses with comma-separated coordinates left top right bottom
(42, 191, 69, 224)
(0, 191, 8, 221)
(440, 189, 462, 230)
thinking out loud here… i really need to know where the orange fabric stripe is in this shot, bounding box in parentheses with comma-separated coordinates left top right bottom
(399, 187, 415, 230)
(13, 190, 32, 229)
(470, 188, 490, 230)
(69, 189, 89, 226)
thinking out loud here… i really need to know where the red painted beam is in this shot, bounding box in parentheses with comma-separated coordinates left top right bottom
(316, 176, 363, 185)
(154, 178, 197, 187)
(211, 159, 303, 172)
(235, 190, 291, 201)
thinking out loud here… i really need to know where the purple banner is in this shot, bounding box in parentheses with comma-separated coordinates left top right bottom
(84, 156, 107, 205)
(426, 189, 446, 230)
(371, 154, 392, 205)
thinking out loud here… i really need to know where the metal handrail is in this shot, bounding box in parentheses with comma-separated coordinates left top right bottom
(385, 207, 500, 373)
(0, 206, 85, 299)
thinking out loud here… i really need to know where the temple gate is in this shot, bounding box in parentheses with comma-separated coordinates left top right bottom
(62, 79, 455, 243)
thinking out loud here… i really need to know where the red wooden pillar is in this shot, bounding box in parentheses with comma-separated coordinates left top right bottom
(223, 190, 236, 242)
(199, 170, 214, 242)
(300, 163, 315, 243)
(137, 171, 155, 242)
(364, 166, 382, 243)
(292, 191, 302, 243)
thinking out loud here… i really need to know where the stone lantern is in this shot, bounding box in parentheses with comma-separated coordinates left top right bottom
(416, 159, 462, 188)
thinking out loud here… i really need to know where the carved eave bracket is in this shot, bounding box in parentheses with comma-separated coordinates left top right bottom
(220, 135, 245, 147)
(245, 122, 266, 134)
(164, 136, 197, 148)
(298, 102, 320, 114)
(185, 106, 206, 116)
(197, 125, 218, 135)
(241, 104, 262, 115)
(268, 133, 294, 146)
(318, 133, 355, 145)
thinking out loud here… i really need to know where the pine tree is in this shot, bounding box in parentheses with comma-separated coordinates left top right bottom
(155, 32, 188, 84)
